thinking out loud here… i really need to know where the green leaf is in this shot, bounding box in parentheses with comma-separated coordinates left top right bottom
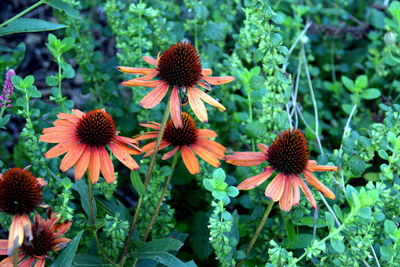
(349, 157, 367, 176)
(0, 18, 67, 36)
(0, 115, 11, 128)
(27, 87, 42, 98)
(61, 62, 75, 79)
(137, 238, 183, 253)
(46, 75, 59, 86)
(330, 239, 345, 253)
(51, 230, 83, 267)
(325, 212, 335, 231)
(227, 186, 239, 198)
(73, 179, 96, 222)
(388, 1, 400, 23)
(130, 171, 145, 196)
(213, 168, 226, 182)
(361, 88, 381, 100)
(341, 76, 355, 92)
(73, 254, 103, 266)
(47, 0, 81, 19)
(355, 75, 368, 89)
(134, 252, 196, 267)
(384, 220, 397, 238)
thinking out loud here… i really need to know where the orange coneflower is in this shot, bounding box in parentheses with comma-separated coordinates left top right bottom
(226, 129, 338, 212)
(40, 109, 142, 184)
(0, 167, 46, 255)
(118, 42, 235, 128)
(137, 112, 226, 174)
(0, 212, 71, 267)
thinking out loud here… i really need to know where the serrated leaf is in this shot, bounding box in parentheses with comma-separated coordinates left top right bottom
(52, 230, 83, 267)
(0, 18, 67, 36)
(130, 171, 145, 196)
(47, 0, 81, 19)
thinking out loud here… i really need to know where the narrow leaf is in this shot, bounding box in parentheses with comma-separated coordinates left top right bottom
(0, 18, 67, 36)
(51, 230, 83, 267)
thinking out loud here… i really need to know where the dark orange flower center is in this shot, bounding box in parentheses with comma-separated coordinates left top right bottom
(157, 42, 202, 88)
(163, 113, 198, 147)
(267, 129, 309, 175)
(0, 168, 42, 215)
(76, 109, 116, 147)
(22, 224, 55, 256)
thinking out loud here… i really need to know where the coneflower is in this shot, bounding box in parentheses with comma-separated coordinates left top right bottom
(226, 129, 338, 212)
(118, 42, 235, 127)
(0, 167, 46, 255)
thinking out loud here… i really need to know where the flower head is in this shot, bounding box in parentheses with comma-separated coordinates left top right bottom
(40, 109, 142, 184)
(118, 42, 235, 128)
(0, 69, 16, 109)
(226, 129, 338, 212)
(0, 167, 46, 255)
(137, 113, 226, 174)
(0, 212, 71, 267)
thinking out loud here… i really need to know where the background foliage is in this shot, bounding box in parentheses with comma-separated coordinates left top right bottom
(1, 0, 399, 266)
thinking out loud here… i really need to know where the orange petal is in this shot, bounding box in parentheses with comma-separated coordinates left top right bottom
(181, 146, 200, 174)
(71, 109, 85, 118)
(114, 141, 142, 155)
(188, 87, 208, 122)
(0, 240, 7, 255)
(191, 143, 220, 167)
(59, 144, 85, 172)
(98, 146, 115, 183)
(88, 147, 101, 184)
(162, 146, 179, 160)
(56, 113, 79, 123)
(143, 56, 157, 66)
(42, 126, 75, 134)
(53, 119, 75, 127)
(74, 145, 91, 180)
(8, 215, 25, 255)
(202, 76, 235, 85)
(201, 68, 212, 76)
(226, 152, 267, 166)
(195, 138, 226, 159)
(113, 135, 139, 146)
(303, 170, 336, 199)
(116, 66, 154, 74)
(192, 87, 226, 111)
(297, 176, 317, 209)
(292, 177, 300, 206)
(139, 123, 160, 130)
(39, 133, 76, 143)
(0, 255, 25, 266)
(44, 140, 76, 158)
(197, 80, 212, 91)
(237, 167, 274, 190)
(307, 164, 338, 172)
(197, 129, 218, 138)
(140, 82, 169, 108)
(279, 176, 294, 212)
(257, 143, 268, 153)
(109, 142, 139, 170)
(170, 86, 182, 128)
(34, 258, 45, 267)
(143, 142, 170, 157)
(135, 133, 159, 141)
(121, 79, 161, 87)
(265, 173, 286, 202)
(19, 254, 35, 267)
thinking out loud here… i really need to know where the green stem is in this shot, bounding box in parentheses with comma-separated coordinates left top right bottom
(143, 152, 179, 241)
(247, 92, 255, 152)
(236, 200, 274, 267)
(0, 0, 46, 28)
(57, 56, 66, 112)
(12, 247, 18, 267)
(87, 177, 116, 265)
(119, 101, 171, 265)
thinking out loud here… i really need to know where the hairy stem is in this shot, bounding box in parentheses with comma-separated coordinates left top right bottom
(236, 200, 274, 267)
(143, 152, 179, 241)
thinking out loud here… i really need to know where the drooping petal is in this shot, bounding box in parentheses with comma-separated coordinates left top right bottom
(113, 141, 141, 155)
(292, 177, 300, 206)
(140, 82, 170, 108)
(113, 135, 139, 146)
(0, 240, 7, 255)
(237, 167, 274, 190)
(192, 87, 226, 111)
(197, 129, 218, 138)
(137, 72, 159, 81)
(201, 68, 212, 76)
(188, 87, 208, 122)
(303, 170, 336, 199)
(307, 164, 338, 172)
(121, 79, 161, 87)
(34, 258, 46, 267)
(109, 142, 139, 170)
(162, 146, 179, 160)
(98, 146, 115, 184)
(116, 66, 154, 74)
(170, 86, 182, 128)
(143, 56, 157, 66)
(202, 76, 235, 85)
(226, 152, 267, 166)
(42, 126, 76, 134)
(56, 113, 80, 123)
(297, 176, 317, 209)
(135, 133, 159, 141)
(190, 143, 220, 167)
(279, 176, 294, 212)
(265, 173, 286, 202)
(53, 119, 75, 127)
(19, 256, 35, 267)
(143, 142, 170, 157)
(71, 109, 85, 118)
(139, 122, 160, 130)
(74, 145, 91, 180)
(88, 147, 101, 184)
(59, 144, 85, 172)
(39, 133, 76, 143)
(195, 138, 226, 159)
(0, 254, 25, 266)
(8, 215, 24, 255)
(257, 143, 269, 153)
(53, 237, 71, 250)
(181, 146, 200, 174)
(44, 141, 77, 158)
